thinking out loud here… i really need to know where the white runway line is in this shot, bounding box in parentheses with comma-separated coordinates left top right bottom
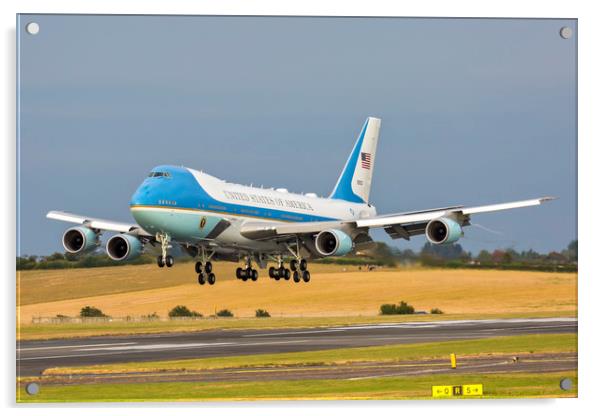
(17, 340, 309, 361)
(242, 318, 576, 337)
(18, 342, 137, 352)
(76, 342, 233, 352)
(344, 317, 577, 330)
(483, 324, 577, 332)
(243, 329, 347, 337)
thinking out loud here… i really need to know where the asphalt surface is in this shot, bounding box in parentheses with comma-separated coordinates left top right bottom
(30, 352, 577, 385)
(17, 318, 576, 377)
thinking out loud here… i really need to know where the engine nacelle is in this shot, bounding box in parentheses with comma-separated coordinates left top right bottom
(315, 229, 353, 257)
(62, 226, 99, 254)
(425, 217, 463, 245)
(106, 234, 143, 261)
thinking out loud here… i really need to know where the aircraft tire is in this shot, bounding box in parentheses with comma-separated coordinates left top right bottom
(198, 273, 205, 285)
(195, 261, 202, 273)
(300, 259, 308, 271)
(251, 269, 258, 281)
(269, 267, 275, 278)
(157, 256, 165, 268)
(236, 267, 243, 279)
(207, 273, 216, 285)
(293, 271, 300, 283)
(284, 269, 291, 280)
(165, 255, 174, 267)
(290, 259, 298, 271)
(302, 270, 310, 282)
(205, 262, 213, 273)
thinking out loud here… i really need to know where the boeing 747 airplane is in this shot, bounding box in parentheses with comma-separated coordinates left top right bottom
(47, 117, 553, 285)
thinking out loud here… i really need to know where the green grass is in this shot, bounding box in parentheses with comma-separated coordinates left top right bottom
(44, 333, 576, 375)
(19, 311, 576, 341)
(18, 371, 577, 402)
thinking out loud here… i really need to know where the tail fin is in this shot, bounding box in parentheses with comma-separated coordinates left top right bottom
(329, 117, 381, 204)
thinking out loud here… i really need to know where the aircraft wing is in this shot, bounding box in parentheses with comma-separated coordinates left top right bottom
(46, 211, 152, 237)
(356, 197, 553, 240)
(240, 197, 554, 241)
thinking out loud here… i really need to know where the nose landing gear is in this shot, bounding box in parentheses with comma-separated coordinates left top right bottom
(156, 233, 174, 268)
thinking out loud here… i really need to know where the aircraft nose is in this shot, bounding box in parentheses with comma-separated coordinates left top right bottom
(130, 183, 152, 206)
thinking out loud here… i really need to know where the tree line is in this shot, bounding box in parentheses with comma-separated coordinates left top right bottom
(16, 240, 577, 272)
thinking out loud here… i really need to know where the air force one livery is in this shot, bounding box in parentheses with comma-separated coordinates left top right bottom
(47, 117, 553, 285)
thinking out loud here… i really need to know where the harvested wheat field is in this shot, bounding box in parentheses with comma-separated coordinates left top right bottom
(17, 263, 576, 322)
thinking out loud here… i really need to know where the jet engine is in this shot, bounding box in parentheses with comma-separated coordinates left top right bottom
(106, 234, 143, 261)
(425, 217, 463, 245)
(62, 226, 99, 254)
(315, 229, 353, 257)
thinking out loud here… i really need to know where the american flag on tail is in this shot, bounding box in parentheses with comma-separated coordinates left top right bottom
(361, 152, 371, 169)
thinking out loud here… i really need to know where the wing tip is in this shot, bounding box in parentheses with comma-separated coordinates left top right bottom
(539, 196, 558, 203)
(46, 210, 61, 218)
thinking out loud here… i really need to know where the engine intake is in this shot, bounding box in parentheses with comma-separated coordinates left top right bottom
(425, 217, 463, 245)
(315, 229, 353, 257)
(62, 226, 99, 254)
(106, 234, 143, 261)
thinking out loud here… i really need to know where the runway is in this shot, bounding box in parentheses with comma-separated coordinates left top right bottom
(17, 318, 576, 377)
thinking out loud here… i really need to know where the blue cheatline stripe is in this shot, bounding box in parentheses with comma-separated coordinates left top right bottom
(329, 119, 368, 203)
(129, 165, 338, 223)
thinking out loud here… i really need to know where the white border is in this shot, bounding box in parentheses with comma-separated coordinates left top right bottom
(3, 1, 599, 415)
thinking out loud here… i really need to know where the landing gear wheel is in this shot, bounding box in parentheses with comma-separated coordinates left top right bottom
(251, 269, 258, 281)
(290, 259, 298, 271)
(302, 270, 310, 282)
(198, 273, 206, 285)
(242, 268, 251, 281)
(207, 273, 216, 285)
(293, 271, 300, 283)
(284, 269, 291, 280)
(204, 262, 213, 274)
(300, 259, 308, 271)
(195, 261, 202, 273)
(269, 267, 276, 278)
(157, 256, 165, 268)
(236, 267, 243, 279)
(165, 255, 174, 268)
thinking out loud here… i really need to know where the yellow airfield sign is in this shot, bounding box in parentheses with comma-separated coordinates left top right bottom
(432, 384, 483, 398)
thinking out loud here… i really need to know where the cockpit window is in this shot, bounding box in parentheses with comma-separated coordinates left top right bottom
(148, 171, 171, 178)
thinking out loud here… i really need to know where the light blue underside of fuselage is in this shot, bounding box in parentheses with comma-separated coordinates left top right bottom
(131, 208, 224, 241)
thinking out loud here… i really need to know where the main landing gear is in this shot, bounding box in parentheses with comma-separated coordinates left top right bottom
(156, 233, 174, 268)
(236, 256, 258, 282)
(196, 247, 216, 286)
(284, 240, 311, 283)
(290, 258, 311, 283)
(269, 255, 310, 283)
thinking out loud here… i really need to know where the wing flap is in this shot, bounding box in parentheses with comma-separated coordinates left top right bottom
(384, 222, 429, 240)
(240, 220, 346, 240)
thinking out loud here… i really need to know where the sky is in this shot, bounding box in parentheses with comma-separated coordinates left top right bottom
(17, 15, 577, 256)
